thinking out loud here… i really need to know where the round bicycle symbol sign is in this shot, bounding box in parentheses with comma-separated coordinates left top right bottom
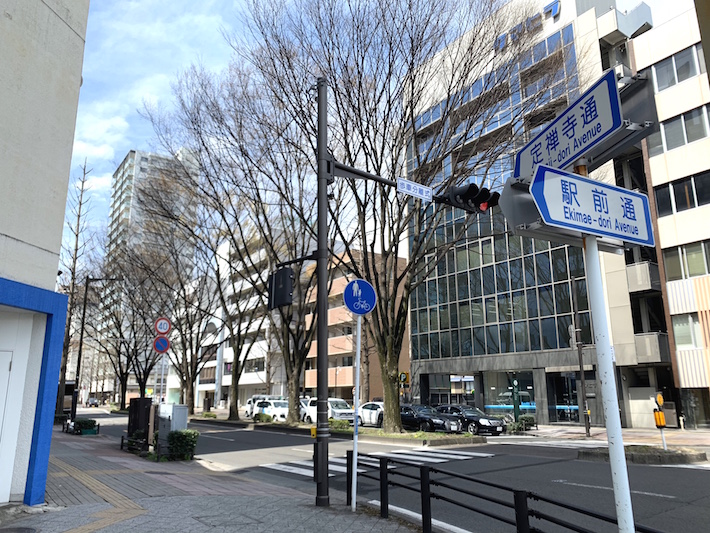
(343, 279, 376, 316)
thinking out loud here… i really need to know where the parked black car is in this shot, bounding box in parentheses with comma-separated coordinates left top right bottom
(400, 404, 461, 433)
(435, 404, 506, 435)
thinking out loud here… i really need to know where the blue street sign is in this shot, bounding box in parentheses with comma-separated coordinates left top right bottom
(397, 177, 432, 202)
(344, 279, 377, 316)
(153, 336, 170, 353)
(514, 69, 623, 178)
(530, 165, 654, 247)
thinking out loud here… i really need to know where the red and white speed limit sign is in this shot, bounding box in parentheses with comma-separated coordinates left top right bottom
(155, 317, 171, 335)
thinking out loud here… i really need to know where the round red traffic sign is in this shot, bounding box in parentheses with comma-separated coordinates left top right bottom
(155, 317, 171, 335)
(153, 336, 170, 353)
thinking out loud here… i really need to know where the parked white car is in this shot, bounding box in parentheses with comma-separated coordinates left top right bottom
(357, 401, 384, 427)
(299, 398, 309, 421)
(304, 397, 354, 423)
(254, 399, 289, 422)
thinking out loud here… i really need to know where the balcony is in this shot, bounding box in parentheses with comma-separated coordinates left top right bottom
(626, 262, 661, 293)
(634, 332, 670, 364)
(304, 365, 355, 389)
(307, 334, 354, 357)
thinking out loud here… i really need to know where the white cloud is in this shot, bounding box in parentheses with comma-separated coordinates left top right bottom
(84, 173, 113, 193)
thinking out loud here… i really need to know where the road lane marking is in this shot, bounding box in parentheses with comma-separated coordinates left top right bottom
(260, 463, 334, 477)
(551, 479, 676, 499)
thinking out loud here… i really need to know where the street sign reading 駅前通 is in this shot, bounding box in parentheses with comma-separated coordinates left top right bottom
(514, 69, 623, 178)
(530, 164, 654, 247)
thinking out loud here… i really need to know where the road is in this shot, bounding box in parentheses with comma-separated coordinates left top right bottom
(83, 410, 710, 532)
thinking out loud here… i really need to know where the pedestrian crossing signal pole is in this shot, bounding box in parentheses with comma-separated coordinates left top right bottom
(654, 393, 667, 450)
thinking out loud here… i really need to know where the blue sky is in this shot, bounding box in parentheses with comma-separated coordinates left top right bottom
(68, 0, 694, 232)
(70, 0, 243, 230)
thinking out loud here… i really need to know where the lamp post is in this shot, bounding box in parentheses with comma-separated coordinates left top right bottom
(72, 275, 119, 420)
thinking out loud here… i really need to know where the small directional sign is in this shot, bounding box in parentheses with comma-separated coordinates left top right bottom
(397, 177, 432, 202)
(515, 69, 623, 178)
(530, 165, 654, 247)
(153, 336, 170, 353)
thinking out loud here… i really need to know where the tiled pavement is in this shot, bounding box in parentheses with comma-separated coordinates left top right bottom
(0, 427, 420, 533)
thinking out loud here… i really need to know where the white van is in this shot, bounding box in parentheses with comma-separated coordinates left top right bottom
(304, 397, 354, 423)
(244, 394, 285, 417)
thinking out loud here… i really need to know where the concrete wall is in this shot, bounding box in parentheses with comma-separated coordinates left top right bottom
(0, 0, 89, 290)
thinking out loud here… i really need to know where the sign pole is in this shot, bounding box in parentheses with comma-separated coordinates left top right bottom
(584, 234, 635, 532)
(351, 314, 362, 512)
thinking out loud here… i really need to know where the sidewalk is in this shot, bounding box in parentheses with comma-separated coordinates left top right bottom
(0, 425, 419, 533)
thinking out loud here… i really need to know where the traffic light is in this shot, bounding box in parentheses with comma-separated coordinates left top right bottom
(447, 183, 500, 213)
(268, 267, 294, 310)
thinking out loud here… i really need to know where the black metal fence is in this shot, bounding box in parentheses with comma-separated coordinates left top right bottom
(345, 451, 666, 533)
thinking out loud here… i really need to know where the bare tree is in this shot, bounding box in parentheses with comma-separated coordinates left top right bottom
(234, 0, 568, 431)
(56, 161, 95, 415)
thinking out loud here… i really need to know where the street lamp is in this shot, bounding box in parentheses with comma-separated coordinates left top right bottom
(72, 275, 120, 420)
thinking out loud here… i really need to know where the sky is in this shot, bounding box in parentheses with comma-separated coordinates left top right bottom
(68, 0, 695, 233)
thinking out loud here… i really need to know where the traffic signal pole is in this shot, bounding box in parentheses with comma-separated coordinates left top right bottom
(315, 77, 330, 507)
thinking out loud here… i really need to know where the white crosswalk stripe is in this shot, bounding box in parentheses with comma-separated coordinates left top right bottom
(259, 447, 493, 479)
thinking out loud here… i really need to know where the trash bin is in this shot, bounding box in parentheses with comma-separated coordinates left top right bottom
(204, 397, 211, 412)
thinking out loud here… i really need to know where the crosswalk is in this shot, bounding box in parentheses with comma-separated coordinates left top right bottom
(260, 447, 494, 478)
(499, 439, 615, 449)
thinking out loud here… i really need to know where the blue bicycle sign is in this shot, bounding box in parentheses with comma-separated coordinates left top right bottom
(344, 279, 376, 316)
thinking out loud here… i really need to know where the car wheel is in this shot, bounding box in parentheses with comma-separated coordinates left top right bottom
(377, 414, 383, 428)
(419, 421, 430, 432)
(273, 415, 278, 422)
(467, 422, 478, 435)
(306, 415, 312, 423)
(356, 416, 363, 426)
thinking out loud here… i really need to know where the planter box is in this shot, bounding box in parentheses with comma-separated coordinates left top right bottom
(80, 428, 98, 435)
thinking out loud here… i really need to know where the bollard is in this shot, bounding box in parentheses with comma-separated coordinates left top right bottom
(379, 457, 388, 518)
(346, 450, 353, 506)
(513, 490, 530, 533)
(420, 466, 432, 533)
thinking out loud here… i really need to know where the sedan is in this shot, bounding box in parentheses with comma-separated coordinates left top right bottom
(87, 398, 100, 407)
(254, 399, 289, 422)
(436, 404, 506, 435)
(400, 404, 461, 433)
(357, 401, 384, 427)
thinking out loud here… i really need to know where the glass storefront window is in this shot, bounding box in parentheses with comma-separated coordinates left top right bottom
(483, 371, 536, 417)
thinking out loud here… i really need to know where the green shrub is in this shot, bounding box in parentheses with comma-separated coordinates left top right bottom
(518, 415, 536, 430)
(253, 413, 271, 423)
(74, 418, 97, 431)
(328, 418, 351, 431)
(167, 429, 199, 460)
(202, 412, 217, 419)
(132, 429, 146, 441)
(507, 421, 524, 433)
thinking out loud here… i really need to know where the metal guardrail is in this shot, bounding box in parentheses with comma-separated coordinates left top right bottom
(345, 451, 666, 533)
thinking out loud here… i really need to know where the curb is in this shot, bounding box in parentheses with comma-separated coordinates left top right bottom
(577, 447, 708, 464)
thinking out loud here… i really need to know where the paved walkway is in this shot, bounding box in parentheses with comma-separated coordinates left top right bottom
(1, 417, 708, 533)
(0, 425, 419, 533)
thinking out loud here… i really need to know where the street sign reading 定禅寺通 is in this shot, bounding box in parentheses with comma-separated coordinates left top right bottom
(514, 69, 622, 178)
(529, 165, 654, 247)
(396, 177, 432, 202)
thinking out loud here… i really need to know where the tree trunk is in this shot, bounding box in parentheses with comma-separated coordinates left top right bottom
(185, 379, 195, 415)
(228, 362, 241, 420)
(286, 374, 300, 424)
(362, 352, 370, 403)
(119, 379, 128, 410)
(380, 353, 403, 433)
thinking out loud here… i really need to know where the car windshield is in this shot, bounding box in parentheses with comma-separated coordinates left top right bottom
(329, 400, 351, 410)
(274, 401, 288, 408)
(413, 405, 436, 415)
(461, 407, 486, 417)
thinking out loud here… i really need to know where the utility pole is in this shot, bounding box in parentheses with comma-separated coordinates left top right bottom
(571, 276, 591, 437)
(315, 77, 330, 506)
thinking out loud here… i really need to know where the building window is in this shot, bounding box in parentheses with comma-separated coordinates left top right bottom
(342, 356, 353, 367)
(672, 313, 702, 348)
(654, 171, 710, 216)
(653, 105, 710, 154)
(663, 239, 710, 280)
(244, 358, 265, 373)
(652, 44, 704, 92)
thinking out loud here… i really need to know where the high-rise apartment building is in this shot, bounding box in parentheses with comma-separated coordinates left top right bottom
(406, 0, 684, 428)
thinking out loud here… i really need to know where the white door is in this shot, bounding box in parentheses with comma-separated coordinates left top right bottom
(0, 351, 11, 448)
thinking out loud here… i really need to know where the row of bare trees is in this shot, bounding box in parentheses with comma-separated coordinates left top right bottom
(59, 0, 569, 427)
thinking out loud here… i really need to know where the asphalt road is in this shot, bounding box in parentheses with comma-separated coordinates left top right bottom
(84, 410, 710, 533)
